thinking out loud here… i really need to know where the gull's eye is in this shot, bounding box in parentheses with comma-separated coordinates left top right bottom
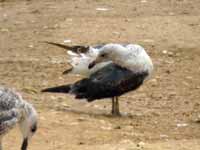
(31, 124, 37, 133)
(101, 53, 106, 57)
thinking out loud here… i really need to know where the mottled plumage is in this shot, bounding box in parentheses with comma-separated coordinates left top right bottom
(0, 86, 37, 150)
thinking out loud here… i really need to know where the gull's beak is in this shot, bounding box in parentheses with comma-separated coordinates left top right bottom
(21, 138, 28, 150)
(63, 68, 73, 74)
(88, 61, 96, 69)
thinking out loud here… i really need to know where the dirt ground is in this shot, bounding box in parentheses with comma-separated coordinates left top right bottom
(1, 0, 200, 149)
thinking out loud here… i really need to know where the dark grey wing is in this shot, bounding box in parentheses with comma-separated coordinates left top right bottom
(43, 41, 90, 53)
(0, 109, 19, 135)
(70, 64, 148, 101)
(41, 64, 148, 101)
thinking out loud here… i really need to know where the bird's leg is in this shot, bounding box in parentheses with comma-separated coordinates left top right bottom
(111, 97, 121, 116)
(115, 97, 121, 116)
(0, 138, 2, 150)
(111, 97, 115, 115)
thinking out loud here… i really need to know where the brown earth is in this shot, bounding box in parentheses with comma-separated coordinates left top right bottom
(1, 0, 200, 149)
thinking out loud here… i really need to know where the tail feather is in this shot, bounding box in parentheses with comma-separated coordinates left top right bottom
(43, 41, 89, 53)
(42, 41, 73, 50)
(41, 85, 71, 93)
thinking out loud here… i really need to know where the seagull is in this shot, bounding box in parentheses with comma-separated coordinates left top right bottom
(42, 43, 153, 116)
(0, 86, 37, 150)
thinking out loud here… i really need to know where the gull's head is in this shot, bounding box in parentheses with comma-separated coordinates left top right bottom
(88, 44, 126, 69)
(19, 103, 38, 150)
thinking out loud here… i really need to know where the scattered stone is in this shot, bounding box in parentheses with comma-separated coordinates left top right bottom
(78, 142, 84, 145)
(137, 141, 145, 148)
(149, 78, 157, 87)
(162, 50, 168, 54)
(63, 39, 72, 43)
(176, 123, 188, 127)
(28, 44, 34, 48)
(160, 134, 169, 138)
(114, 125, 121, 129)
(96, 8, 109, 11)
(167, 51, 174, 57)
(194, 114, 200, 123)
(166, 70, 171, 74)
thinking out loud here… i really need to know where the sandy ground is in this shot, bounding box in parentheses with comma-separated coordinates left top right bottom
(1, 0, 200, 149)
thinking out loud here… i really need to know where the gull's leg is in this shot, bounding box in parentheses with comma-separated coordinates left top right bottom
(111, 97, 121, 116)
(111, 97, 115, 115)
(115, 97, 121, 116)
(0, 138, 2, 150)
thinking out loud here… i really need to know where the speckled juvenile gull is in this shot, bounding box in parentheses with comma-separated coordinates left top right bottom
(0, 86, 37, 150)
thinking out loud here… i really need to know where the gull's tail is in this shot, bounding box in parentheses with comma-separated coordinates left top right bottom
(42, 41, 89, 53)
(41, 85, 71, 93)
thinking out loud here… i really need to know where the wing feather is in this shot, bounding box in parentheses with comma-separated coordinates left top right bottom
(43, 41, 89, 53)
(0, 109, 20, 135)
(71, 64, 148, 101)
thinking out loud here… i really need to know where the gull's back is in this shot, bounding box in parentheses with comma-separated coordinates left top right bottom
(0, 87, 22, 111)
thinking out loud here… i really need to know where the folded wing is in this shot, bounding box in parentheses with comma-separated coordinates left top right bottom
(42, 64, 148, 101)
(0, 109, 20, 135)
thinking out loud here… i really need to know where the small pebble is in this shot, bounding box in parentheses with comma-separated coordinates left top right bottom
(137, 141, 145, 147)
(114, 126, 121, 129)
(162, 50, 168, 54)
(176, 123, 188, 127)
(28, 44, 34, 48)
(96, 8, 109, 11)
(63, 39, 72, 43)
(78, 142, 84, 145)
(160, 134, 169, 138)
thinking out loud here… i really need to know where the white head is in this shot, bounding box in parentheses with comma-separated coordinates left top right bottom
(88, 44, 127, 69)
(19, 102, 37, 150)
(88, 43, 153, 76)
